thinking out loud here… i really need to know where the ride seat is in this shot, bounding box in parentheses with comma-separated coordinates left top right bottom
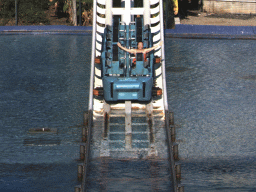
(132, 53, 147, 66)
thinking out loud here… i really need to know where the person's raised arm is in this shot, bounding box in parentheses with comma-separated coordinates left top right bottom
(117, 42, 136, 54)
(144, 41, 163, 53)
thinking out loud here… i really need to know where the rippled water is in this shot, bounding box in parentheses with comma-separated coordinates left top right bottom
(165, 38, 256, 191)
(0, 35, 91, 191)
(0, 35, 255, 191)
(86, 159, 172, 192)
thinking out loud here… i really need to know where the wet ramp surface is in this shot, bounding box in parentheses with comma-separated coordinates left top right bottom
(86, 158, 173, 192)
(85, 106, 174, 191)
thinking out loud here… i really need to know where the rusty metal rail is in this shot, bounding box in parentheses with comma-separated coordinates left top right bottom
(75, 103, 183, 192)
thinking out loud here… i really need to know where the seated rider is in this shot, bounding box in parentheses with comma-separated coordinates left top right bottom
(117, 41, 163, 65)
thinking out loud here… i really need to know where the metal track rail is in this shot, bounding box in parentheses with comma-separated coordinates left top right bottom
(76, 103, 182, 192)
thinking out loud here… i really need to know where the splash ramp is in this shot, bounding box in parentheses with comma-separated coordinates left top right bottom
(76, 0, 182, 191)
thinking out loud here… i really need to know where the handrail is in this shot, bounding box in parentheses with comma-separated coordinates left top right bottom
(88, 0, 98, 111)
(80, 110, 93, 192)
(165, 110, 178, 192)
(159, 0, 168, 111)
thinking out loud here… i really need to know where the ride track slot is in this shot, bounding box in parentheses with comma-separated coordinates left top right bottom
(75, 1, 183, 191)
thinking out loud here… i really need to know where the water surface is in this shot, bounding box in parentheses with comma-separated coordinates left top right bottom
(165, 38, 256, 191)
(1, 36, 256, 191)
(0, 35, 91, 191)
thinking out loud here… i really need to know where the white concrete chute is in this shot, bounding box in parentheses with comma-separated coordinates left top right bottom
(97, 0, 106, 5)
(97, 6, 106, 15)
(150, 5, 160, 15)
(96, 15, 106, 25)
(96, 33, 102, 43)
(151, 14, 160, 25)
(89, 0, 169, 155)
(85, 1, 178, 191)
(151, 26, 160, 34)
(96, 25, 105, 34)
(150, 0, 160, 5)
(158, 0, 168, 111)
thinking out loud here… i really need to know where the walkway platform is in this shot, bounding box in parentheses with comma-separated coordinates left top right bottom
(166, 24, 256, 39)
(0, 25, 255, 39)
(0, 25, 92, 35)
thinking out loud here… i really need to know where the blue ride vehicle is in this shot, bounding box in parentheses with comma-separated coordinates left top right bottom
(94, 16, 161, 102)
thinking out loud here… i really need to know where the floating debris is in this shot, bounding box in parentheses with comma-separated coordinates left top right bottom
(241, 75, 256, 80)
(23, 138, 61, 146)
(29, 128, 58, 134)
(166, 66, 190, 73)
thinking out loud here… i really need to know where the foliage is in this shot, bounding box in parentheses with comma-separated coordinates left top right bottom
(0, 0, 15, 18)
(49, 0, 93, 13)
(19, 0, 50, 24)
(0, 0, 50, 25)
(76, 0, 93, 11)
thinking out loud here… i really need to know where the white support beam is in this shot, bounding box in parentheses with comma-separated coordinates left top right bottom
(124, 0, 131, 23)
(125, 101, 132, 149)
(143, 0, 151, 25)
(105, 0, 112, 26)
(112, 8, 144, 15)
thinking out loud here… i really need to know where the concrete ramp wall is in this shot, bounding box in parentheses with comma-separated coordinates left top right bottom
(204, 0, 256, 14)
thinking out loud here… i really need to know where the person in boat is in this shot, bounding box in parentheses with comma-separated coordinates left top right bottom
(117, 41, 163, 64)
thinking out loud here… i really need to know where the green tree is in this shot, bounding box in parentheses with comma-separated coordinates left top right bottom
(49, 0, 93, 25)
(0, 0, 15, 24)
(0, 0, 49, 25)
(19, 0, 50, 24)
